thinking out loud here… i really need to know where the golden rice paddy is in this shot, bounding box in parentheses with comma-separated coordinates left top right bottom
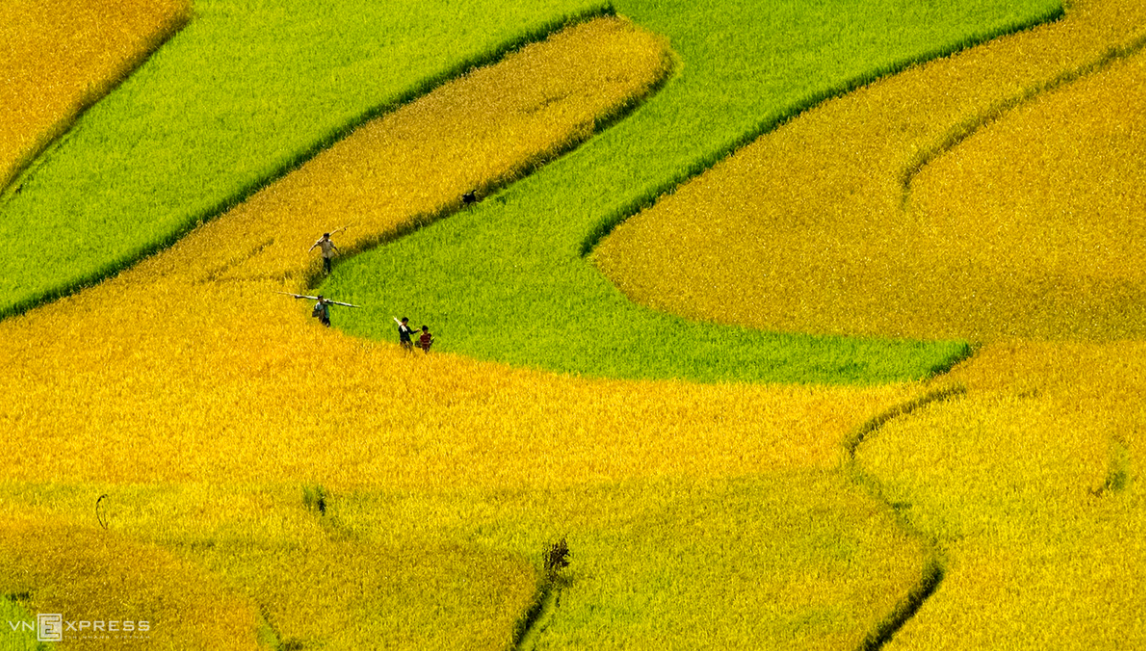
(593, 0, 1146, 342)
(0, 0, 190, 190)
(0, 17, 926, 648)
(857, 340, 1146, 649)
(6, 0, 1142, 646)
(0, 17, 910, 490)
(592, 0, 1146, 646)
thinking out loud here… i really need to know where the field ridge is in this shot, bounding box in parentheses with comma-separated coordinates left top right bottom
(846, 384, 969, 649)
(900, 28, 1146, 206)
(578, 3, 1065, 256)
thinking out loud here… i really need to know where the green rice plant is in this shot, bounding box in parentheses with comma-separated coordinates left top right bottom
(325, 0, 1060, 384)
(0, 593, 47, 651)
(0, 0, 606, 320)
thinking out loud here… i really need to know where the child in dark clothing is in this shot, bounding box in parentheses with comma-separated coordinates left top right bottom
(397, 317, 415, 352)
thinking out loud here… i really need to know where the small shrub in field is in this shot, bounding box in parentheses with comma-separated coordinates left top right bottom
(544, 537, 571, 579)
(303, 485, 327, 515)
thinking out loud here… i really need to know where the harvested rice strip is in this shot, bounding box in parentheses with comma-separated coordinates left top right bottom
(593, 0, 1146, 342)
(0, 0, 190, 189)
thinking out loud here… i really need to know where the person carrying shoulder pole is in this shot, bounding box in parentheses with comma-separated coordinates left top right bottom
(279, 292, 359, 326)
(309, 228, 345, 274)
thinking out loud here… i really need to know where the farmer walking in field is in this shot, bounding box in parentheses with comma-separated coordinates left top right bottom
(417, 325, 433, 353)
(309, 229, 344, 274)
(279, 292, 359, 326)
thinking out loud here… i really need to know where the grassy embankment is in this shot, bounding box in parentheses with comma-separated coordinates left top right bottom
(324, 0, 1062, 384)
(0, 15, 930, 649)
(0, 0, 190, 191)
(0, 0, 609, 320)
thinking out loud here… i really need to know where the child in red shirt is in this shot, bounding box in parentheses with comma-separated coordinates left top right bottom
(417, 325, 433, 353)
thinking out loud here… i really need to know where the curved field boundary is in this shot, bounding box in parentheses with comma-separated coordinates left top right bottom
(0, 0, 190, 192)
(577, 3, 1066, 258)
(345, 476, 930, 651)
(844, 385, 967, 650)
(0, 0, 610, 320)
(592, 0, 1146, 343)
(324, 0, 1061, 385)
(0, 17, 914, 492)
(855, 340, 1146, 649)
(900, 27, 1146, 204)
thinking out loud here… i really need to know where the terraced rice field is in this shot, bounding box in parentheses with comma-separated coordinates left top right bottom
(0, 0, 189, 189)
(2, 0, 1143, 648)
(324, 0, 1067, 382)
(0, 0, 607, 319)
(594, 0, 1146, 342)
